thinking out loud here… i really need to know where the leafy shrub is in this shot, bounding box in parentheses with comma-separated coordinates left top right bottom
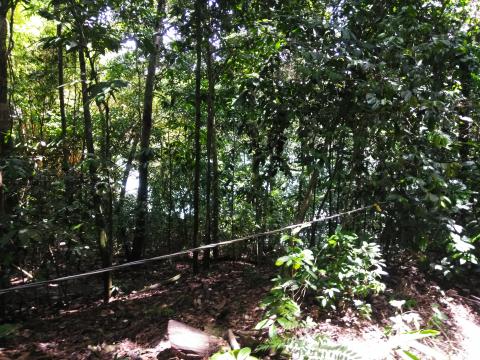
(433, 221, 479, 277)
(255, 232, 316, 340)
(286, 335, 362, 360)
(384, 300, 441, 359)
(315, 228, 386, 314)
(255, 226, 387, 354)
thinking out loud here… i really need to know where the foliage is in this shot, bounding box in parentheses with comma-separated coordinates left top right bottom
(0, 324, 19, 340)
(254, 230, 316, 341)
(315, 228, 386, 316)
(385, 300, 441, 359)
(210, 347, 258, 360)
(428, 304, 448, 331)
(286, 334, 362, 360)
(256, 226, 386, 354)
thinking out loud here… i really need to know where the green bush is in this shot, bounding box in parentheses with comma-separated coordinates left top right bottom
(286, 335, 362, 360)
(255, 227, 387, 354)
(315, 228, 386, 315)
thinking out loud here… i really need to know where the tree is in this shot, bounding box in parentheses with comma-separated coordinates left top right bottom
(191, 0, 203, 273)
(131, 0, 165, 260)
(0, 0, 12, 319)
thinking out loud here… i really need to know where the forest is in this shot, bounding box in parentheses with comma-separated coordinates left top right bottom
(0, 0, 479, 359)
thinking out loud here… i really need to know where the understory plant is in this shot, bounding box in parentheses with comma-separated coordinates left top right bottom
(286, 334, 362, 360)
(315, 227, 386, 316)
(255, 231, 312, 351)
(255, 226, 387, 354)
(433, 221, 479, 277)
(384, 300, 441, 359)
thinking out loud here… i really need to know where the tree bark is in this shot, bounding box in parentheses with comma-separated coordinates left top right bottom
(116, 130, 139, 259)
(251, 134, 264, 259)
(211, 97, 219, 260)
(131, 0, 165, 260)
(0, 2, 10, 227)
(295, 167, 319, 223)
(57, 14, 69, 182)
(192, 0, 203, 273)
(203, 22, 216, 268)
(78, 46, 112, 302)
(0, 1, 10, 320)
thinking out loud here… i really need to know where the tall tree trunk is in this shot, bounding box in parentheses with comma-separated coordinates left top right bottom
(0, 3, 10, 226)
(328, 144, 334, 235)
(167, 135, 173, 253)
(192, 0, 203, 274)
(211, 103, 219, 260)
(103, 103, 114, 259)
(203, 24, 216, 268)
(0, 1, 10, 319)
(131, 0, 165, 260)
(57, 12, 69, 181)
(252, 149, 264, 261)
(84, 49, 115, 253)
(229, 132, 236, 258)
(78, 46, 112, 302)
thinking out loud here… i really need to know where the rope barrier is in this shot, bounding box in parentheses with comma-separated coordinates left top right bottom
(0, 204, 380, 295)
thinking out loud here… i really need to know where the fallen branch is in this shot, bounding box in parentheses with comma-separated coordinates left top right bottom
(13, 264, 34, 279)
(227, 329, 240, 350)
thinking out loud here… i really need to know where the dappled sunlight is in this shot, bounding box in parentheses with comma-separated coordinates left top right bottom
(1, 0, 479, 358)
(445, 299, 480, 360)
(1, 262, 272, 359)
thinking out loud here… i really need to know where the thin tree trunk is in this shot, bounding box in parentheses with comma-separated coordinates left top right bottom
(131, 0, 165, 260)
(251, 140, 264, 260)
(57, 14, 69, 180)
(0, 1, 10, 319)
(78, 46, 112, 302)
(167, 133, 173, 253)
(203, 25, 215, 268)
(192, 0, 203, 274)
(211, 105, 219, 260)
(116, 130, 139, 259)
(295, 167, 319, 223)
(328, 144, 334, 235)
(229, 132, 236, 258)
(0, 3, 10, 224)
(205, 19, 220, 261)
(103, 103, 114, 259)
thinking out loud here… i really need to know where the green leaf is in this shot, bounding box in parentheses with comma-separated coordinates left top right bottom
(403, 350, 420, 360)
(275, 256, 289, 266)
(236, 347, 252, 360)
(418, 329, 440, 336)
(0, 324, 19, 339)
(268, 323, 277, 338)
(255, 318, 273, 330)
(72, 223, 83, 230)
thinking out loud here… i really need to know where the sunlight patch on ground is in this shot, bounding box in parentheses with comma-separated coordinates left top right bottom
(446, 300, 480, 360)
(316, 295, 480, 360)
